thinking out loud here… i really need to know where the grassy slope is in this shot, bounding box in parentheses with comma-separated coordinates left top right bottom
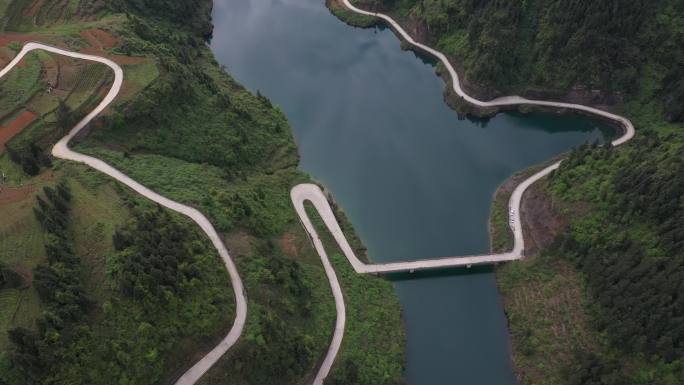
(2, 0, 405, 384)
(0, 52, 42, 119)
(0, 164, 130, 366)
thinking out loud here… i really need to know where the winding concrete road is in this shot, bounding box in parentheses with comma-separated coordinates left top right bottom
(290, 1, 637, 384)
(0, 42, 247, 385)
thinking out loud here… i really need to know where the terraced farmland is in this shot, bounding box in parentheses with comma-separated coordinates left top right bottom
(0, 289, 20, 328)
(65, 62, 110, 109)
(0, 51, 42, 120)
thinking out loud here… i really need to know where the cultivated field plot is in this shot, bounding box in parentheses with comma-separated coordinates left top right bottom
(0, 40, 118, 350)
(0, 46, 113, 152)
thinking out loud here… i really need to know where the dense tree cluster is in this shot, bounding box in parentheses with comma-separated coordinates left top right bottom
(614, 139, 684, 256)
(549, 136, 684, 383)
(111, 207, 204, 300)
(202, 239, 324, 384)
(8, 182, 93, 379)
(662, 64, 684, 122)
(569, 236, 684, 359)
(567, 350, 684, 385)
(234, 307, 315, 383)
(5, 143, 51, 176)
(329, 360, 362, 385)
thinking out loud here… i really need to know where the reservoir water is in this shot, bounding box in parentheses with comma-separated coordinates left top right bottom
(210, 0, 613, 384)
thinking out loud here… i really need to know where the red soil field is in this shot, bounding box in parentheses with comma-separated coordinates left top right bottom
(0, 48, 15, 68)
(81, 28, 119, 50)
(0, 110, 38, 149)
(0, 33, 52, 68)
(0, 183, 35, 204)
(0, 170, 54, 205)
(79, 28, 149, 65)
(0, 32, 49, 47)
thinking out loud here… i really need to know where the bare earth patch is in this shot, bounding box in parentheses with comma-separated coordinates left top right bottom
(0, 48, 16, 68)
(222, 230, 254, 258)
(519, 182, 567, 257)
(279, 231, 299, 258)
(104, 54, 151, 66)
(0, 184, 36, 205)
(0, 110, 38, 149)
(79, 28, 150, 66)
(0, 33, 52, 47)
(80, 28, 120, 51)
(0, 171, 54, 205)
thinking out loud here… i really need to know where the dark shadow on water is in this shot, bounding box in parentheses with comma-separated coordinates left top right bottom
(506, 111, 619, 138)
(456, 110, 618, 140)
(384, 264, 494, 282)
(371, 24, 439, 67)
(458, 113, 492, 127)
(408, 48, 439, 67)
